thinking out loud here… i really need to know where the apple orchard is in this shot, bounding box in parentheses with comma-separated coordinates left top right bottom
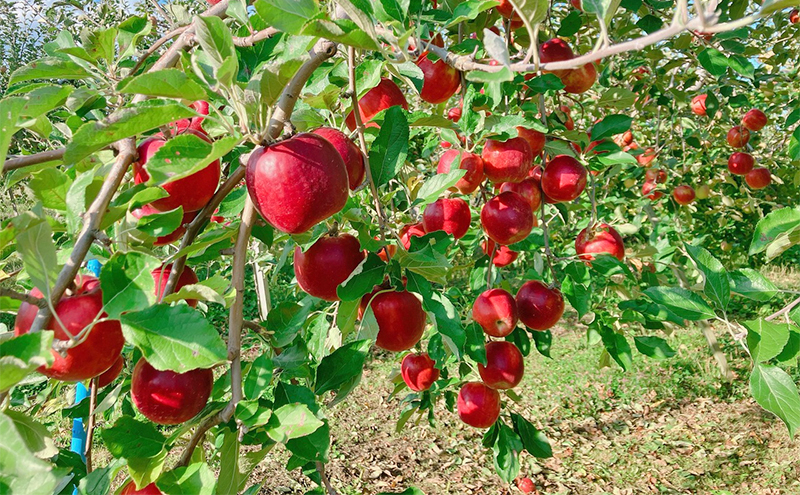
(1, 0, 800, 494)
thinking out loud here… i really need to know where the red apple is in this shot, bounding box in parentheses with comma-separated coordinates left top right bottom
(481, 192, 534, 246)
(417, 51, 461, 104)
(400, 222, 427, 249)
(130, 205, 198, 246)
(133, 129, 221, 213)
(496, 0, 521, 21)
(558, 105, 575, 130)
(575, 223, 625, 261)
(727, 126, 751, 148)
(437, 150, 485, 194)
(672, 185, 696, 205)
(644, 168, 667, 183)
(481, 137, 534, 183)
(745, 167, 771, 189)
(447, 106, 462, 123)
(478, 341, 524, 390)
(152, 264, 199, 307)
(294, 234, 366, 301)
(539, 38, 574, 77)
(728, 152, 755, 175)
(560, 63, 597, 94)
(791, 9, 800, 23)
(401, 353, 440, 391)
(457, 381, 501, 428)
(170, 100, 210, 133)
(96, 355, 124, 388)
(131, 359, 213, 425)
(422, 197, 471, 239)
(473, 288, 518, 337)
(691, 94, 708, 116)
(636, 147, 656, 167)
(313, 127, 365, 190)
(571, 0, 582, 10)
(516, 127, 546, 156)
(641, 181, 663, 200)
(246, 133, 349, 234)
(14, 275, 124, 381)
(345, 78, 408, 131)
(540, 155, 587, 203)
(500, 178, 542, 211)
(517, 478, 535, 494)
(120, 482, 162, 495)
(361, 290, 426, 352)
(516, 280, 564, 331)
(481, 239, 519, 267)
(742, 109, 767, 132)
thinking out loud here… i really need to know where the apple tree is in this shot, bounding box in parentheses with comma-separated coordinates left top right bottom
(1, 0, 800, 493)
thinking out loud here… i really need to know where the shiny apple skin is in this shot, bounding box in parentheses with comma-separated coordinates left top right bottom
(539, 38, 574, 77)
(500, 178, 542, 211)
(133, 129, 221, 213)
(313, 127, 365, 190)
(401, 353, 440, 391)
(741, 109, 767, 132)
(152, 263, 199, 307)
(294, 234, 366, 301)
(672, 185, 696, 205)
(457, 382, 501, 428)
(345, 78, 408, 131)
(516, 127, 546, 156)
(246, 133, 349, 234)
(481, 239, 519, 267)
(541, 155, 587, 203)
(480, 192, 534, 246)
(726, 126, 751, 148)
(478, 341, 524, 390)
(560, 63, 597, 94)
(516, 280, 565, 331)
(728, 152, 754, 175)
(422, 198, 471, 239)
(120, 481, 163, 495)
(14, 275, 124, 382)
(473, 288, 518, 337)
(691, 94, 708, 116)
(131, 359, 213, 425)
(437, 150, 485, 194)
(575, 223, 625, 261)
(96, 355, 124, 388)
(416, 51, 461, 104)
(362, 290, 427, 352)
(745, 167, 771, 189)
(481, 137, 534, 183)
(400, 223, 427, 250)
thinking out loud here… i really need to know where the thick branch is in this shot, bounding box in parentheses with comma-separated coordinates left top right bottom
(3, 149, 66, 173)
(0, 287, 47, 308)
(233, 27, 279, 47)
(27, 139, 137, 334)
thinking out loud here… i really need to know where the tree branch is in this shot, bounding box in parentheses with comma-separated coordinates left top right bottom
(84, 377, 99, 473)
(3, 148, 66, 173)
(233, 27, 279, 47)
(317, 461, 340, 495)
(765, 295, 800, 322)
(0, 287, 47, 308)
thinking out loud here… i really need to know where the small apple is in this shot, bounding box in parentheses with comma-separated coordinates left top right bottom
(152, 264, 199, 307)
(294, 234, 366, 301)
(481, 239, 519, 267)
(636, 147, 657, 167)
(517, 477, 535, 493)
(361, 290, 426, 352)
(575, 223, 625, 261)
(400, 223, 427, 249)
(457, 381, 501, 428)
(500, 178, 542, 211)
(741, 109, 768, 132)
(345, 78, 409, 131)
(120, 481, 162, 495)
(695, 184, 711, 199)
(539, 38, 574, 77)
(672, 185, 696, 205)
(131, 359, 213, 425)
(170, 100, 210, 134)
(721, 240, 733, 252)
(246, 133, 349, 234)
(560, 63, 597, 94)
(422, 197, 472, 239)
(644, 168, 667, 184)
(691, 94, 708, 116)
(745, 167, 771, 189)
(401, 353, 440, 391)
(313, 127, 366, 190)
(481, 137, 534, 183)
(481, 192, 534, 246)
(478, 341, 524, 389)
(417, 51, 461, 104)
(516, 280, 564, 331)
(437, 150, 485, 194)
(791, 9, 800, 23)
(473, 288, 518, 337)
(540, 155, 587, 202)
(641, 181, 663, 200)
(727, 152, 755, 175)
(727, 126, 751, 148)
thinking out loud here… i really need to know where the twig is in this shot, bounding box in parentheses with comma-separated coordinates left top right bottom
(0, 288, 47, 308)
(317, 461, 339, 495)
(233, 27, 279, 47)
(27, 139, 137, 334)
(130, 25, 190, 75)
(765, 295, 800, 322)
(84, 377, 99, 473)
(3, 148, 66, 173)
(700, 322, 733, 381)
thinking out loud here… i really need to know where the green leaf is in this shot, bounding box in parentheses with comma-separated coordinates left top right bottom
(145, 135, 237, 185)
(598, 87, 636, 108)
(524, 73, 564, 93)
(301, 18, 379, 51)
(254, 0, 319, 35)
(590, 114, 632, 141)
(9, 56, 91, 85)
(511, 413, 552, 458)
(531, 329, 552, 358)
(447, 0, 499, 27)
(100, 252, 160, 319)
(120, 304, 227, 372)
(0, 97, 25, 167)
(267, 300, 314, 348)
(562, 276, 590, 318)
(465, 322, 488, 366)
(749, 207, 800, 255)
(157, 463, 217, 495)
(215, 428, 240, 495)
(64, 100, 195, 163)
(729, 268, 779, 302)
(744, 319, 791, 363)
(18, 84, 74, 118)
(134, 206, 184, 238)
(697, 48, 728, 77)
(266, 404, 325, 443)
(16, 217, 60, 297)
(314, 339, 370, 395)
(193, 16, 235, 66)
(336, 298, 360, 340)
(636, 14, 663, 33)
(394, 243, 451, 284)
(728, 55, 754, 78)
(118, 69, 207, 100)
(750, 363, 800, 438)
(0, 412, 58, 495)
(369, 106, 409, 187)
(466, 66, 514, 83)
(0, 331, 54, 392)
(378, 0, 409, 22)
(492, 424, 522, 483)
(597, 324, 632, 370)
(633, 336, 676, 360)
(414, 168, 466, 206)
(3, 409, 58, 459)
(118, 16, 153, 60)
(127, 450, 167, 490)
(337, 253, 387, 301)
(244, 353, 274, 400)
(29, 168, 70, 210)
(684, 243, 730, 310)
(644, 287, 715, 321)
(101, 416, 167, 458)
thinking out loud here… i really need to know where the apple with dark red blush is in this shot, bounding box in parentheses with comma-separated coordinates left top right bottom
(416, 51, 461, 104)
(360, 290, 426, 352)
(728, 152, 754, 175)
(422, 197, 471, 239)
(636, 147, 657, 167)
(691, 94, 708, 116)
(727, 126, 751, 148)
(401, 353, 440, 391)
(346, 78, 408, 131)
(745, 168, 771, 189)
(517, 477, 535, 494)
(294, 234, 366, 301)
(313, 127, 365, 190)
(500, 178, 542, 211)
(742, 109, 767, 132)
(672, 185, 696, 205)
(400, 223, 427, 249)
(152, 263, 199, 307)
(457, 381, 501, 428)
(481, 192, 534, 246)
(96, 355, 124, 388)
(478, 341, 524, 390)
(481, 239, 519, 267)
(540, 155, 587, 203)
(516, 126, 546, 156)
(437, 150, 485, 194)
(473, 288, 518, 337)
(641, 181, 663, 200)
(120, 481, 162, 495)
(539, 38, 574, 77)
(575, 223, 625, 261)
(560, 63, 597, 94)
(131, 359, 213, 425)
(481, 137, 533, 183)
(516, 280, 565, 331)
